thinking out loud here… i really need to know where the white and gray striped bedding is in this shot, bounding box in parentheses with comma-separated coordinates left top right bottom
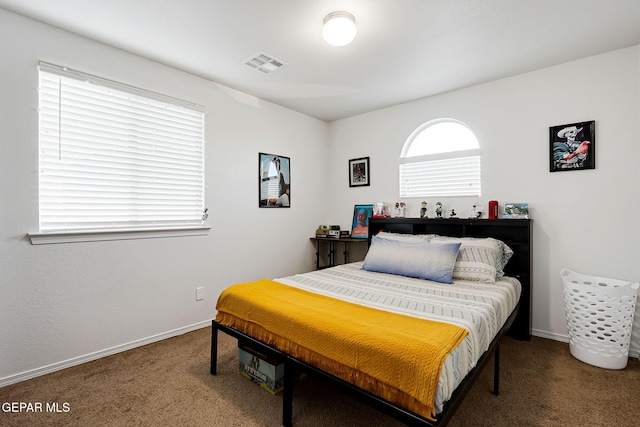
(275, 261, 521, 413)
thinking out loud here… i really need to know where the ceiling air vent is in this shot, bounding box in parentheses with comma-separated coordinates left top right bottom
(244, 52, 287, 74)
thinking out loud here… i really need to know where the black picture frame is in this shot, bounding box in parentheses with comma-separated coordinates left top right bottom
(349, 157, 370, 187)
(259, 153, 290, 208)
(350, 204, 374, 238)
(549, 121, 595, 172)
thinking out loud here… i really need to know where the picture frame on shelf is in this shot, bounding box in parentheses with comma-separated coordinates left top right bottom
(549, 120, 595, 172)
(502, 203, 529, 219)
(349, 157, 370, 187)
(259, 153, 290, 208)
(350, 204, 374, 238)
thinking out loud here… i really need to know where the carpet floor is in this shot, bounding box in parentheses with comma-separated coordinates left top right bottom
(1, 326, 639, 426)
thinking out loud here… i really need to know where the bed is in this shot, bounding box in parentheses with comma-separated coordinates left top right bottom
(211, 217, 532, 426)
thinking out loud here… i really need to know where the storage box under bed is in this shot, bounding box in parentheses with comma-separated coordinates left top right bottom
(238, 341, 284, 394)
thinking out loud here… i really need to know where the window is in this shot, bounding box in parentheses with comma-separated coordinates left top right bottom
(399, 119, 481, 198)
(37, 62, 206, 236)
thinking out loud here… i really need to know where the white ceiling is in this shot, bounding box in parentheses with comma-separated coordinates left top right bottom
(2, 0, 640, 122)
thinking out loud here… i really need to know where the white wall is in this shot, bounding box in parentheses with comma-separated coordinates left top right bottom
(327, 46, 640, 353)
(2, 8, 639, 386)
(0, 9, 329, 384)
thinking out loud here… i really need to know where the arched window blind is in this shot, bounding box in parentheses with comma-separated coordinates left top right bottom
(38, 62, 206, 232)
(399, 119, 481, 198)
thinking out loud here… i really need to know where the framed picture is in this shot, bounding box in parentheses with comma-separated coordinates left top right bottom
(549, 121, 595, 172)
(259, 153, 290, 208)
(350, 204, 373, 238)
(349, 157, 370, 187)
(503, 203, 529, 219)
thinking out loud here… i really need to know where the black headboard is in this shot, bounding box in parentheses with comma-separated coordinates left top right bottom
(368, 217, 532, 340)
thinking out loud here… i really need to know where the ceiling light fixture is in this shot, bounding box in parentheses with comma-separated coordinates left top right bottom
(322, 11, 357, 47)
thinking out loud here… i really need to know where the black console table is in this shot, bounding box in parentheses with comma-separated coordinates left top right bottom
(310, 237, 367, 269)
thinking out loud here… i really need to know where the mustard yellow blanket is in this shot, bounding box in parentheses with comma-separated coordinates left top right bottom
(215, 279, 468, 420)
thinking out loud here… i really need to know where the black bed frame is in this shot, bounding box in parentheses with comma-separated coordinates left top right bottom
(211, 217, 532, 426)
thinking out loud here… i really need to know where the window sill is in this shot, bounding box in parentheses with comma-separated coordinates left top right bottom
(27, 225, 211, 245)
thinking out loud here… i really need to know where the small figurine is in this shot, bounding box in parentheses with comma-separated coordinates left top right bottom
(373, 202, 389, 218)
(449, 209, 458, 219)
(420, 201, 428, 219)
(474, 204, 482, 219)
(435, 202, 443, 219)
(398, 202, 406, 218)
(393, 202, 401, 217)
(469, 204, 482, 219)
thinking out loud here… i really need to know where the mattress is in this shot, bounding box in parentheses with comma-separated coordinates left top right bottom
(274, 261, 521, 413)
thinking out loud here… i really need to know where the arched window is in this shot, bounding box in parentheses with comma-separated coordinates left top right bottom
(399, 119, 481, 197)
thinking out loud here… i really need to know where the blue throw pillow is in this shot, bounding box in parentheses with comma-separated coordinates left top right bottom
(363, 236, 462, 284)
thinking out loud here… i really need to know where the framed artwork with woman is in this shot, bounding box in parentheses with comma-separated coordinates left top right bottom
(259, 153, 290, 207)
(350, 204, 373, 238)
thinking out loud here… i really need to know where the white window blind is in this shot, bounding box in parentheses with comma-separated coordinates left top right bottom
(38, 62, 206, 232)
(399, 154, 481, 198)
(399, 119, 481, 198)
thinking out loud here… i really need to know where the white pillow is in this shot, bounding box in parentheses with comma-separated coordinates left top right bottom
(363, 236, 461, 284)
(375, 231, 436, 244)
(430, 236, 511, 283)
(494, 239, 514, 277)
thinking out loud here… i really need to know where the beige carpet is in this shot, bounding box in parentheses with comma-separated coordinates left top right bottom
(1, 327, 639, 426)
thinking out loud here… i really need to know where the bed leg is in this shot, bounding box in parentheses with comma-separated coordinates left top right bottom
(282, 360, 294, 427)
(210, 321, 218, 375)
(493, 341, 500, 396)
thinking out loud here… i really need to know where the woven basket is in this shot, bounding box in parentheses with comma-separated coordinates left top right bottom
(562, 268, 639, 369)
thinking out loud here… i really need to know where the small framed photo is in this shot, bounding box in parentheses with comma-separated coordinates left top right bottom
(349, 157, 370, 187)
(549, 120, 595, 172)
(350, 204, 374, 238)
(259, 153, 290, 208)
(503, 203, 529, 219)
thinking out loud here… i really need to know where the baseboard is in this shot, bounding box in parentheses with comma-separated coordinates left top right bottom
(531, 329, 640, 359)
(532, 329, 569, 343)
(0, 320, 212, 388)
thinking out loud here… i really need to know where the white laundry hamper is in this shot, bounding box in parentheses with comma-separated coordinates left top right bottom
(562, 268, 639, 369)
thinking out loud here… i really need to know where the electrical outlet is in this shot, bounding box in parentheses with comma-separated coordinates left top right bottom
(196, 287, 204, 301)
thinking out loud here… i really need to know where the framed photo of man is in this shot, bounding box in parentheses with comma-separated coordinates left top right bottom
(549, 121, 595, 172)
(259, 153, 290, 207)
(349, 157, 370, 187)
(350, 204, 373, 238)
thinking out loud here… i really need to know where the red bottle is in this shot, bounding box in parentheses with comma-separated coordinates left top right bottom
(488, 201, 498, 219)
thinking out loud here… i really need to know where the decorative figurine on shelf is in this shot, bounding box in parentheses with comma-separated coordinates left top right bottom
(398, 202, 406, 218)
(373, 202, 390, 218)
(435, 202, 443, 219)
(420, 201, 428, 219)
(469, 204, 482, 219)
(475, 204, 482, 219)
(449, 209, 458, 219)
(393, 202, 401, 217)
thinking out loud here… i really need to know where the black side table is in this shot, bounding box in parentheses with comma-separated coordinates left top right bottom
(310, 237, 367, 269)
